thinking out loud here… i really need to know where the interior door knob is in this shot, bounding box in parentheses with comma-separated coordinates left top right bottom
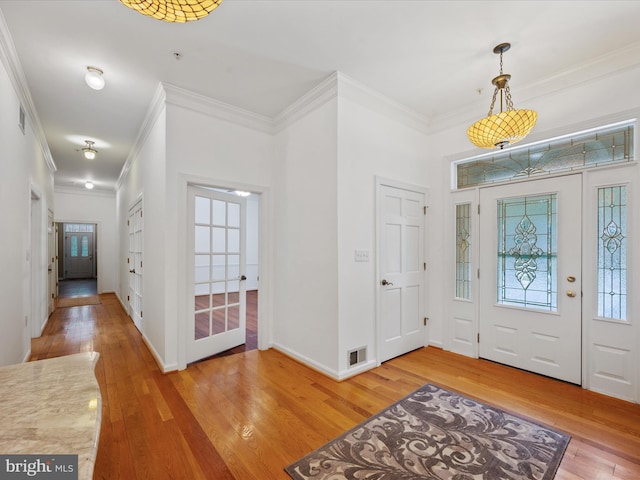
(381, 279, 393, 286)
(566, 290, 576, 297)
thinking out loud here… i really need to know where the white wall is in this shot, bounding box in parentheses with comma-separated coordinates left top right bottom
(54, 188, 117, 293)
(116, 90, 167, 367)
(335, 76, 432, 376)
(0, 35, 55, 366)
(272, 96, 340, 376)
(246, 194, 260, 291)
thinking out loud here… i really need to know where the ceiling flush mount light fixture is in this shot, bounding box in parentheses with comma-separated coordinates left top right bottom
(85, 181, 94, 190)
(82, 140, 97, 160)
(119, 0, 223, 23)
(467, 43, 537, 149)
(85, 66, 105, 90)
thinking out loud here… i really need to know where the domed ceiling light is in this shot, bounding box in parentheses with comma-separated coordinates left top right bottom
(467, 43, 537, 149)
(85, 181, 95, 190)
(119, 0, 222, 23)
(85, 66, 105, 90)
(82, 140, 98, 160)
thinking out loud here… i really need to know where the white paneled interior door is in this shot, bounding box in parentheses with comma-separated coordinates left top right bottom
(128, 201, 143, 332)
(378, 183, 426, 363)
(187, 186, 247, 363)
(479, 175, 582, 384)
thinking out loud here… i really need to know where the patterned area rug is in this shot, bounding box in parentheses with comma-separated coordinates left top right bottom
(285, 384, 570, 480)
(57, 295, 101, 308)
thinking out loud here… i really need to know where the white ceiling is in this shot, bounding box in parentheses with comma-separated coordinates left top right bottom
(1, 0, 639, 191)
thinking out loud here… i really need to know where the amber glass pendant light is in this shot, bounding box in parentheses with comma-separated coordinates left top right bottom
(467, 43, 537, 149)
(120, 0, 223, 23)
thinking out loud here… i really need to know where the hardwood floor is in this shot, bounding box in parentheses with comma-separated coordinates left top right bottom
(31, 293, 640, 479)
(194, 290, 258, 355)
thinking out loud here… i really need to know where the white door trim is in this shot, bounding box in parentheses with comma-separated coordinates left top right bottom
(375, 176, 429, 366)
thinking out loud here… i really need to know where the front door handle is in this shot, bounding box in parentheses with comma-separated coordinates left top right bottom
(566, 290, 576, 298)
(129, 269, 136, 274)
(381, 279, 393, 286)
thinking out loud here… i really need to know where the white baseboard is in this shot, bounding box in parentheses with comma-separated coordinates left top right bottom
(114, 291, 128, 312)
(272, 343, 342, 380)
(272, 343, 377, 381)
(336, 359, 377, 380)
(141, 333, 177, 373)
(114, 291, 176, 373)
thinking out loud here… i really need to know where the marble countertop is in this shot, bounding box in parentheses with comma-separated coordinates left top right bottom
(0, 352, 102, 480)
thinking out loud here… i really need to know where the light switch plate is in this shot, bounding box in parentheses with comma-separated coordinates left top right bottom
(354, 249, 369, 262)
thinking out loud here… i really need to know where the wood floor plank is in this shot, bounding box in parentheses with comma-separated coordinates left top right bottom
(30, 293, 640, 479)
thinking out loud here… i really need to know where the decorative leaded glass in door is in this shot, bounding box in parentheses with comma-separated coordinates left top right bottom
(497, 194, 557, 311)
(598, 186, 627, 320)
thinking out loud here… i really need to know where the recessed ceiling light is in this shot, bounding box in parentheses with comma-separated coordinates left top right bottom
(85, 181, 94, 190)
(85, 66, 105, 90)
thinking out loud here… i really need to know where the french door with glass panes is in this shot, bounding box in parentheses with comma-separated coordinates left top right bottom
(479, 175, 582, 384)
(187, 186, 247, 363)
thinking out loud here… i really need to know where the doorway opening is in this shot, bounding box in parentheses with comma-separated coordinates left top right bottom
(187, 186, 260, 363)
(57, 222, 97, 298)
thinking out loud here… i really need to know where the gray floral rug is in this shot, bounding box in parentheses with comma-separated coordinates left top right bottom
(285, 384, 569, 480)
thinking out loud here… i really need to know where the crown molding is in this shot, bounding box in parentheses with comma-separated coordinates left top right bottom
(115, 82, 166, 191)
(0, 10, 56, 175)
(273, 72, 339, 132)
(163, 83, 274, 134)
(273, 71, 429, 134)
(336, 72, 429, 133)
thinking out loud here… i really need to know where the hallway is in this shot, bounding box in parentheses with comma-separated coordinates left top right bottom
(30, 295, 640, 479)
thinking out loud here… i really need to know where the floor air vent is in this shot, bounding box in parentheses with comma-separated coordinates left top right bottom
(348, 347, 367, 367)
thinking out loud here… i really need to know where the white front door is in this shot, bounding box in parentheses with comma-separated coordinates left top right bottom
(378, 183, 426, 363)
(479, 175, 582, 384)
(128, 201, 143, 331)
(187, 186, 247, 363)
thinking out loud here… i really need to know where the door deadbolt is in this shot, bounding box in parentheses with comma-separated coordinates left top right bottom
(567, 276, 576, 283)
